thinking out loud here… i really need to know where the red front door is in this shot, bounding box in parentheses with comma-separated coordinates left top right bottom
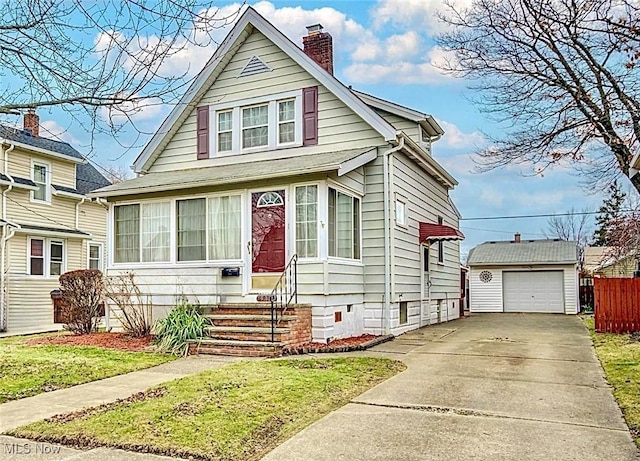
(251, 190, 286, 273)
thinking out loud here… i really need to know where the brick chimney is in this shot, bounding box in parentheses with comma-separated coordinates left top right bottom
(23, 109, 39, 137)
(514, 233, 521, 243)
(303, 24, 333, 75)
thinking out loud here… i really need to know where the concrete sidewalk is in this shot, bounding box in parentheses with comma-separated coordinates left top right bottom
(0, 355, 242, 460)
(262, 314, 640, 461)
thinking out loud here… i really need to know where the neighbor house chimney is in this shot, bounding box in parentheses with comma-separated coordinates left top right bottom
(303, 24, 333, 75)
(514, 233, 521, 243)
(23, 109, 39, 137)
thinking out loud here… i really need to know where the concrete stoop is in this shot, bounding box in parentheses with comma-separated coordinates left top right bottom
(188, 303, 312, 357)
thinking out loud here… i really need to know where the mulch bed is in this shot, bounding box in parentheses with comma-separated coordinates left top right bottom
(26, 332, 155, 352)
(283, 334, 394, 355)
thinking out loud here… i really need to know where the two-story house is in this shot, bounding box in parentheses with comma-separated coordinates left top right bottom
(92, 7, 464, 349)
(0, 111, 110, 334)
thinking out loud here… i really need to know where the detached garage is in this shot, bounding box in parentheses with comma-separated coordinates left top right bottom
(468, 235, 579, 314)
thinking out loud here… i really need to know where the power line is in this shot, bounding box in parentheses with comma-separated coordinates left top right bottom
(460, 210, 636, 221)
(6, 195, 79, 230)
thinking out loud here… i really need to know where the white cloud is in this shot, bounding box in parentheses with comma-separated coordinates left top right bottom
(99, 97, 168, 125)
(40, 120, 81, 145)
(373, 0, 474, 35)
(439, 120, 485, 150)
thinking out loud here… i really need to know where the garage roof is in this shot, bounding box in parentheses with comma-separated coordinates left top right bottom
(468, 239, 578, 266)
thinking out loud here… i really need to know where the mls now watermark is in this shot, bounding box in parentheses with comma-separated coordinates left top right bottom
(3, 442, 61, 455)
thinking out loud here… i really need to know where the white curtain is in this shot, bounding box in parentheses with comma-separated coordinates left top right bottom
(336, 191, 353, 258)
(177, 199, 206, 261)
(115, 204, 140, 263)
(295, 185, 317, 258)
(141, 202, 170, 262)
(242, 105, 268, 148)
(209, 195, 241, 260)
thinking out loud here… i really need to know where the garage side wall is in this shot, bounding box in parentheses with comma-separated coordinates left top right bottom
(470, 265, 579, 314)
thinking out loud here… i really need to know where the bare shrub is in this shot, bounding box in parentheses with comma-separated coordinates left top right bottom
(59, 269, 104, 335)
(105, 272, 152, 337)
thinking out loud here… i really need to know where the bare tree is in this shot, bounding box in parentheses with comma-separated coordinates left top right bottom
(0, 1, 241, 137)
(603, 207, 640, 271)
(437, 0, 640, 193)
(102, 164, 133, 184)
(544, 207, 592, 264)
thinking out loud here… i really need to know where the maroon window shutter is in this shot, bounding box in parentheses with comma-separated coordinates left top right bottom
(196, 106, 209, 159)
(302, 86, 318, 146)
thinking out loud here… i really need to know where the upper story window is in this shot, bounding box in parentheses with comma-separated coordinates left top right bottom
(31, 161, 50, 203)
(395, 199, 406, 226)
(217, 110, 233, 152)
(211, 90, 302, 156)
(242, 104, 269, 148)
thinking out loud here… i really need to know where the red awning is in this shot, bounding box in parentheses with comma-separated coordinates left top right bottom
(419, 222, 465, 242)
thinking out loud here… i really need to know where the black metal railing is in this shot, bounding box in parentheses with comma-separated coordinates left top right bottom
(270, 254, 298, 342)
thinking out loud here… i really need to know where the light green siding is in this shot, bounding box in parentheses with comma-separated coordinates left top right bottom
(149, 29, 384, 173)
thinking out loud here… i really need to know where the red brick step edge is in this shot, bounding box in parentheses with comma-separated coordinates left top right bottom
(282, 334, 394, 355)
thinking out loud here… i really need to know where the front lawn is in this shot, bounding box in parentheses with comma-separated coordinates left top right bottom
(0, 334, 175, 403)
(11, 357, 405, 460)
(584, 316, 640, 445)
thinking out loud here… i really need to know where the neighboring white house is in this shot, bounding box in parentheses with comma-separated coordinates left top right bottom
(91, 7, 464, 342)
(468, 234, 579, 314)
(0, 113, 110, 334)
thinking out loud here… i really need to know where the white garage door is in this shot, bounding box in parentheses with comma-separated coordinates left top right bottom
(503, 271, 565, 313)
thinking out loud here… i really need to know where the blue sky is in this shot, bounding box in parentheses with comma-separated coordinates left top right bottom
(3, 0, 623, 255)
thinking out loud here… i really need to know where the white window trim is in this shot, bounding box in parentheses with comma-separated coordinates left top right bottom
(292, 182, 321, 261)
(27, 237, 65, 278)
(87, 241, 104, 271)
(395, 195, 407, 228)
(30, 159, 52, 204)
(109, 191, 246, 268)
(210, 90, 303, 157)
(216, 109, 233, 153)
(327, 184, 363, 263)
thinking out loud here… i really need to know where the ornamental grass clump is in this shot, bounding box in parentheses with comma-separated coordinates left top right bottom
(154, 302, 208, 355)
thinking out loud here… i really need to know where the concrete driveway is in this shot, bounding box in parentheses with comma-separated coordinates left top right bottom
(262, 314, 639, 461)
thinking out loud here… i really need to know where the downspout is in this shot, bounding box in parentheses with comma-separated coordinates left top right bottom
(382, 136, 404, 334)
(0, 141, 16, 331)
(75, 197, 86, 229)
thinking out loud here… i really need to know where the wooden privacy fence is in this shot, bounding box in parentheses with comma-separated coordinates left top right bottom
(594, 278, 640, 333)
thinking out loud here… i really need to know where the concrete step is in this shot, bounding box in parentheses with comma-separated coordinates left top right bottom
(188, 338, 283, 357)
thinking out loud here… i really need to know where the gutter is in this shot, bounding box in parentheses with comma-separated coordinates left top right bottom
(382, 137, 405, 334)
(75, 197, 86, 229)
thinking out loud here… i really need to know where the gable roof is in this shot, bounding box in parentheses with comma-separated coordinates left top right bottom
(94, 147, 375, 198)
(0, 125, 110, 195)
(468, 239, 578, 266)
(0, 125, 84, 163)
(132, 6, 397, 174)
(352, 89, 444, 138)
(76, 163, 111, 195)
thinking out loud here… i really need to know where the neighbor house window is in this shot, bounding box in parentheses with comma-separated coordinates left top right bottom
(29, 238, 44, 276)
(242, 104, 269, 148)
(114, 202, 170, 263)
(217, 110, 233, 152)
(177, 198, 206, 262)
(295, 185, 318, 258)
(278, 99, 295, 144)
(208, 195, 242, 260)
(29, 238, 64, 276)
(328, 187, 360, 259)
(88, 243, 102, 270)
(32, 162, 50, 202)
(437, 216, 444, 263)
